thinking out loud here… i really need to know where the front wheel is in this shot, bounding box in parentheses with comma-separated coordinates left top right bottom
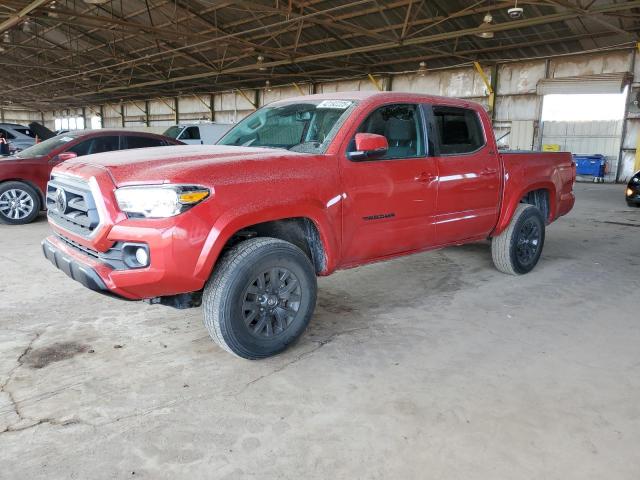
(202, 237, 317, 359)
(491, 204, 545, 275)
(0, 181, 41, 225)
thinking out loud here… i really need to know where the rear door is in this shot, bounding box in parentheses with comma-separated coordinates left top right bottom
(429, 105, 501, 244)
(340, 103, 438, 264)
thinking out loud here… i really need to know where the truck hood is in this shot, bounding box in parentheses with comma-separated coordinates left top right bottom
(61, 145, 307, 186)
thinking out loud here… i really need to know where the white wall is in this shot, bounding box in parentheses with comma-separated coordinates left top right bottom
(0, 109, 44, 126)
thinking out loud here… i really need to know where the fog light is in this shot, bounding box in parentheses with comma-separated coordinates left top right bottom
(135, 247, 149, 266)
(627, 188, 634, 197)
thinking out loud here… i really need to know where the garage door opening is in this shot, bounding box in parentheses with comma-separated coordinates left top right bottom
(541, 89, 627, 122)
(540, 87, 627, 182)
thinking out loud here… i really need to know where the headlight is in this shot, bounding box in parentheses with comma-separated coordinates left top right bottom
(115, 185, 209, 218)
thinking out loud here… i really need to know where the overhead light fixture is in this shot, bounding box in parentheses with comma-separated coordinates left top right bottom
(256, 55, 266, 71)
(3, 32, 11, 44)
(508, 0, 524, 19)
(22, 19, 32, 34)
(265, 80, 272, 92)
(49, 2, 59, 18)
(417, 61, 428, 77)
(475, 13, 494, 39)
(83, 0, 111, 4)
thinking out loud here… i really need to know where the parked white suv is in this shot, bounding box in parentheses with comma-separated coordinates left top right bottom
(163, 123, 232, 145)
(0, 123, 37, 153)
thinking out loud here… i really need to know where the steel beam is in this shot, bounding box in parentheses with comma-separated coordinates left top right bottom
(0, 0, 51, 35)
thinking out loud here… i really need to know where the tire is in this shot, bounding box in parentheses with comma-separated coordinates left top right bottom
(491, 204, 545, 275)
(0, 181, 41, 225)
(202, 237, 317, 359)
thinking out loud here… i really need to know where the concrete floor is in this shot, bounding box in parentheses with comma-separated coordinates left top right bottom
(1, 183, 639, 479)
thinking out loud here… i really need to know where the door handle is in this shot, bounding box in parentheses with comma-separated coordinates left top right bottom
(415, 172, 436, 183)
(480, 168, 498, 176)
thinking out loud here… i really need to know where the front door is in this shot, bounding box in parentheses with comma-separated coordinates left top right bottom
(430, 105, 501, 245)
(340, 103, 438, 265)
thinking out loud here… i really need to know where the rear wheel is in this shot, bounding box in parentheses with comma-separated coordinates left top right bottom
(491, 204, 545, 275)
(203, 237, 317, 359)
(0, 181, 41, 225)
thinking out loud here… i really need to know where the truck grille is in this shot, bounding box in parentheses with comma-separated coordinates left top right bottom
(56, 234, 100, 259)
(47, 175, 100, 236)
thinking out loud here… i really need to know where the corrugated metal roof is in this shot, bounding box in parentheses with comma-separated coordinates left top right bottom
(0, 0, 638, 109)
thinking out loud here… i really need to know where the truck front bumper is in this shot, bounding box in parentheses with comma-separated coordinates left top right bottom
(42, 232, 208, 301)
(42, 237, 125, 300)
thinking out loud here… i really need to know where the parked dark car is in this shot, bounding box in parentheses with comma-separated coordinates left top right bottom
(626, 171, 640, 207)
(0, 130, 182, 224)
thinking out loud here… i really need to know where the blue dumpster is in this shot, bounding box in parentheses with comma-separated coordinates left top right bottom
(573, 154, 606, 178)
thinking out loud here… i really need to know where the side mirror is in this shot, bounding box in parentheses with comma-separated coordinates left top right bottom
(52, 152, 77, 163)
(348, 133, 388, 161)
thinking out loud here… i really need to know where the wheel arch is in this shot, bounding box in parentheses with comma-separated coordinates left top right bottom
(493, 182, 555, 237)
(194, 208, 339, 282)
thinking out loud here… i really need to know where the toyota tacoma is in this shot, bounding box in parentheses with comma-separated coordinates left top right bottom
(42, 92, 575, 359)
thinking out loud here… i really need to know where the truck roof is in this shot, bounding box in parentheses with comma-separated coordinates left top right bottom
(271, 91, 484, 110)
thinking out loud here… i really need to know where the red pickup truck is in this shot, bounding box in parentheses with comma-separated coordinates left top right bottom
(42, 92, 575, 359)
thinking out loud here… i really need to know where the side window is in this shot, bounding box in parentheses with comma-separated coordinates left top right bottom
(67, 136, 119, 157)
(0, 129, 16, 140)
(67, 139, 92, 157)
(125, 136, 165, 149)
(89, 136, 120, 154)
(432, 107, 485, 155)
(349, 104, 424, 159)
(14, 128, 35, 138)
(180, 127, 201, 140)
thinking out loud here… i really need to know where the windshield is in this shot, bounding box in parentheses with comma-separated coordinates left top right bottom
(218, 99, 356, 153)
(163, 126, 182, 139)
(15, 133, 79, 158)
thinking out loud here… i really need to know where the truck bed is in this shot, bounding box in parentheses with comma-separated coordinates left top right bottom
(495, 150, 575, 234)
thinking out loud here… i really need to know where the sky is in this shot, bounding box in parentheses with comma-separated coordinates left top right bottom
(541, 88, 628, 122)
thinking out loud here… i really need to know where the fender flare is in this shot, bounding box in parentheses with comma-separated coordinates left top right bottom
(493, 181, 557, 236)
(192, 202, 340, 282)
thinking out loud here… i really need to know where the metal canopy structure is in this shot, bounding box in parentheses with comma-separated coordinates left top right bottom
(1, 0, 639, 109)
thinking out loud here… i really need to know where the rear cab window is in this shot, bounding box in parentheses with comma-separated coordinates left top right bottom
(432, 106, 485, 155)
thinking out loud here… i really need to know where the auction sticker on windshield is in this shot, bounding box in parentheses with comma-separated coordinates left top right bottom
(317, 100, 353, 109)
